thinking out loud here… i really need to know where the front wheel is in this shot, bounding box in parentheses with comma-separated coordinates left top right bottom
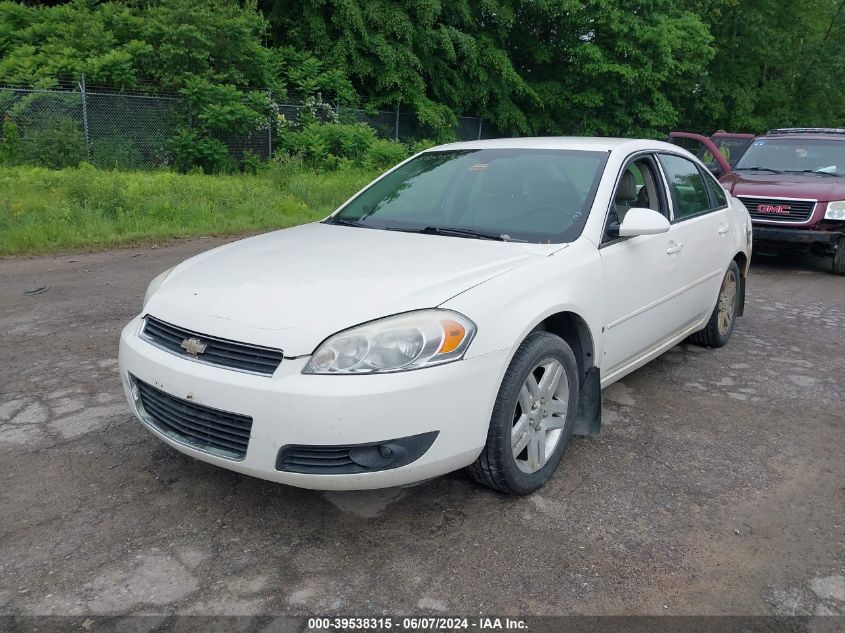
(690, 260, 741, 348)
(467, 332, 579, 495)
(833, 236, 845, 276)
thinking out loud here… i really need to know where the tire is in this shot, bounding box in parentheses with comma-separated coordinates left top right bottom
(833, 236, 845, 276)
(690, 260, 741, 348)
(467, 331, 579, 495)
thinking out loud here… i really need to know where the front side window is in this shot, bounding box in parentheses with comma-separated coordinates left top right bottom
(604, 156, 666, 242)
(326, 148, 609, 243)
(735, 138, 845, 175)
(658, 154, 712, 220)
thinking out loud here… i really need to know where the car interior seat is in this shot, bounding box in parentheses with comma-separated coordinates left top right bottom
(614, 169, 638, 222)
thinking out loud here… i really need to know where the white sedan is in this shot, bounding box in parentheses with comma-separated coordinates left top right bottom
(119, 137, 752, 494)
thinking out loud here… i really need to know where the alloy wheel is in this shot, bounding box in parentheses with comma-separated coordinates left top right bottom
(717, 270, 737, 336)
(511, 358, 569, 474)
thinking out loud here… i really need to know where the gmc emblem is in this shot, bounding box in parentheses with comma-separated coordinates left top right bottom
(756, 203, 791, 215)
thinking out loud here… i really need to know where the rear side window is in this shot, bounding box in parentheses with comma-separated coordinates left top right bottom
(657, 154, 712, 220)
(703, 173, 728, 208)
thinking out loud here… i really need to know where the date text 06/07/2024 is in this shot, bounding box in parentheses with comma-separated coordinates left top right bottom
(306, 617, 529, 630)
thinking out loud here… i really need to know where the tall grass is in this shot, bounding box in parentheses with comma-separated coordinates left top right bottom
(0, 163, 377, 255)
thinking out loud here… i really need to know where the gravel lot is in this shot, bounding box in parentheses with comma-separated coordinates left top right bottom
(1, 238, 843, 617)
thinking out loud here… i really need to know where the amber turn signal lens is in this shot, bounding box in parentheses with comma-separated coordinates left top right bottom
(438, 319, 466, 353)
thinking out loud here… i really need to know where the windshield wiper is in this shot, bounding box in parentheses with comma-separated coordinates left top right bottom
(385, 225, 518, 241)
(325, 218, 368, 227)
(735, 166, 784, 174)
(784, 169, 841, 177)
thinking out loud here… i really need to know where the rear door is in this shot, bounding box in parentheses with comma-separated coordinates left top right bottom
(655, 152, 734, 324)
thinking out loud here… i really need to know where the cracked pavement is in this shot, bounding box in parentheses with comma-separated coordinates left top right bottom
(1, 238, 843, 616)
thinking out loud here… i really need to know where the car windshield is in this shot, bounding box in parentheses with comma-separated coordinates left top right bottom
(735, 138, 845, 175)
(325, 148, 609, 243)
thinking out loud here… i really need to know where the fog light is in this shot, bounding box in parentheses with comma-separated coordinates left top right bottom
(349, 444, 402, 469)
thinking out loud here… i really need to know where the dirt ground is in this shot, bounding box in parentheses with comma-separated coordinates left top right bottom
(1, 238, 843, 617)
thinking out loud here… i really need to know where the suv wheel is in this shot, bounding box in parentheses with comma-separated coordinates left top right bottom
(833, 236, 845, 276)
(467, 332, 579, 495)
(690, 260, 740, 348)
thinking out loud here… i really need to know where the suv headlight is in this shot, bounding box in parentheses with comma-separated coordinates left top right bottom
(143, 266, 174, 308)
(825, 200, 845, 220)
(304, 309, 476, 374)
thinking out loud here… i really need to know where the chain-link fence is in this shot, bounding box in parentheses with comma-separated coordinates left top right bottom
(0, 79, 490, 171)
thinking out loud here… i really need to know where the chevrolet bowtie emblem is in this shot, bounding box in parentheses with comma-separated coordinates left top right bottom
(180, 337, 208, 355)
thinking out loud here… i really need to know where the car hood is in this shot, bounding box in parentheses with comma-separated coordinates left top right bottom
(723, 172, 845, 201)
(145, 222, 558, 356)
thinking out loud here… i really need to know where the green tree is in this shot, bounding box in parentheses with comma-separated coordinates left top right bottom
(261, 0, 712, 137)
(503, 0, 713, 136)
(677, 0, 845, 132)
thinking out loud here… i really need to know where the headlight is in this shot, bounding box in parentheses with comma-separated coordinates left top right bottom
(143, 266, 174, 308)
(304, 310, 476, 374)
(825, 200, 845, 220)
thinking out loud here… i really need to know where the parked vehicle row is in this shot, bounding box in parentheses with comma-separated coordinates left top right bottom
(120, 137, 752, 494)
(669, 128, 845, 274)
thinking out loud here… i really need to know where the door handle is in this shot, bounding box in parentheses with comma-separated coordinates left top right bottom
(666, 241, 684, 254)
(718, 225, 730, 235)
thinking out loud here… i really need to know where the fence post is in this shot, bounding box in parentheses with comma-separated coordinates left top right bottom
(79, 74, 90, 161)
(267, 91, 273, 159)
(477, 117, 483, 140)
(394, 103, 400, 141)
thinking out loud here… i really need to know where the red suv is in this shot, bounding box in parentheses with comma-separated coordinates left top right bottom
(669, 128, 845, 274)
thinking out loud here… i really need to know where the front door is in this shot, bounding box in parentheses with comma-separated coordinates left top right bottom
(599, 154, 692, 377)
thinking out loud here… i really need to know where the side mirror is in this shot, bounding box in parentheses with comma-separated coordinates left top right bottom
(618, 207, 671, 237)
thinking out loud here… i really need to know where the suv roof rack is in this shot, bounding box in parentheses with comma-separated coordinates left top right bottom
(765, 127, 845, 136)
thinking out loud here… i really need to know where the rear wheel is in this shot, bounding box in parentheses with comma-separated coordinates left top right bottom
(833, 236, 845, 276)
(690, 260, 740, 348)
(467, 332, 579, 495)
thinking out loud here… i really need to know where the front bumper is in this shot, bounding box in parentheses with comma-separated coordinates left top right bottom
(752, 225, 843, 246)
(118, 317, 508, 489)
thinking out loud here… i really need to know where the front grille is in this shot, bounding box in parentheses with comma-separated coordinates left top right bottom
(142, 316, 283, 376)
(133, 376, 253, 460)
(739, 196, 816, 223)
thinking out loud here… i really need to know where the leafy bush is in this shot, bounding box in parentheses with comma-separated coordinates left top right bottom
(0, 116, 20, 164)
(90, 134, 146, 171)
(408, 139, 437, 155)
(21, 115, 85, 169)
(363, 138, 409, 169)
(279, 121, 410, 170)
(242, 150, 266, 175)
(168, 128, 234, 174)
(168, 78, 273, 173)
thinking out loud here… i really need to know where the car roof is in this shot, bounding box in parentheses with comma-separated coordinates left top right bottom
(763, 128, 845, 141)
(428, 136, 680, 153)
(759, 134, 845, 141)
